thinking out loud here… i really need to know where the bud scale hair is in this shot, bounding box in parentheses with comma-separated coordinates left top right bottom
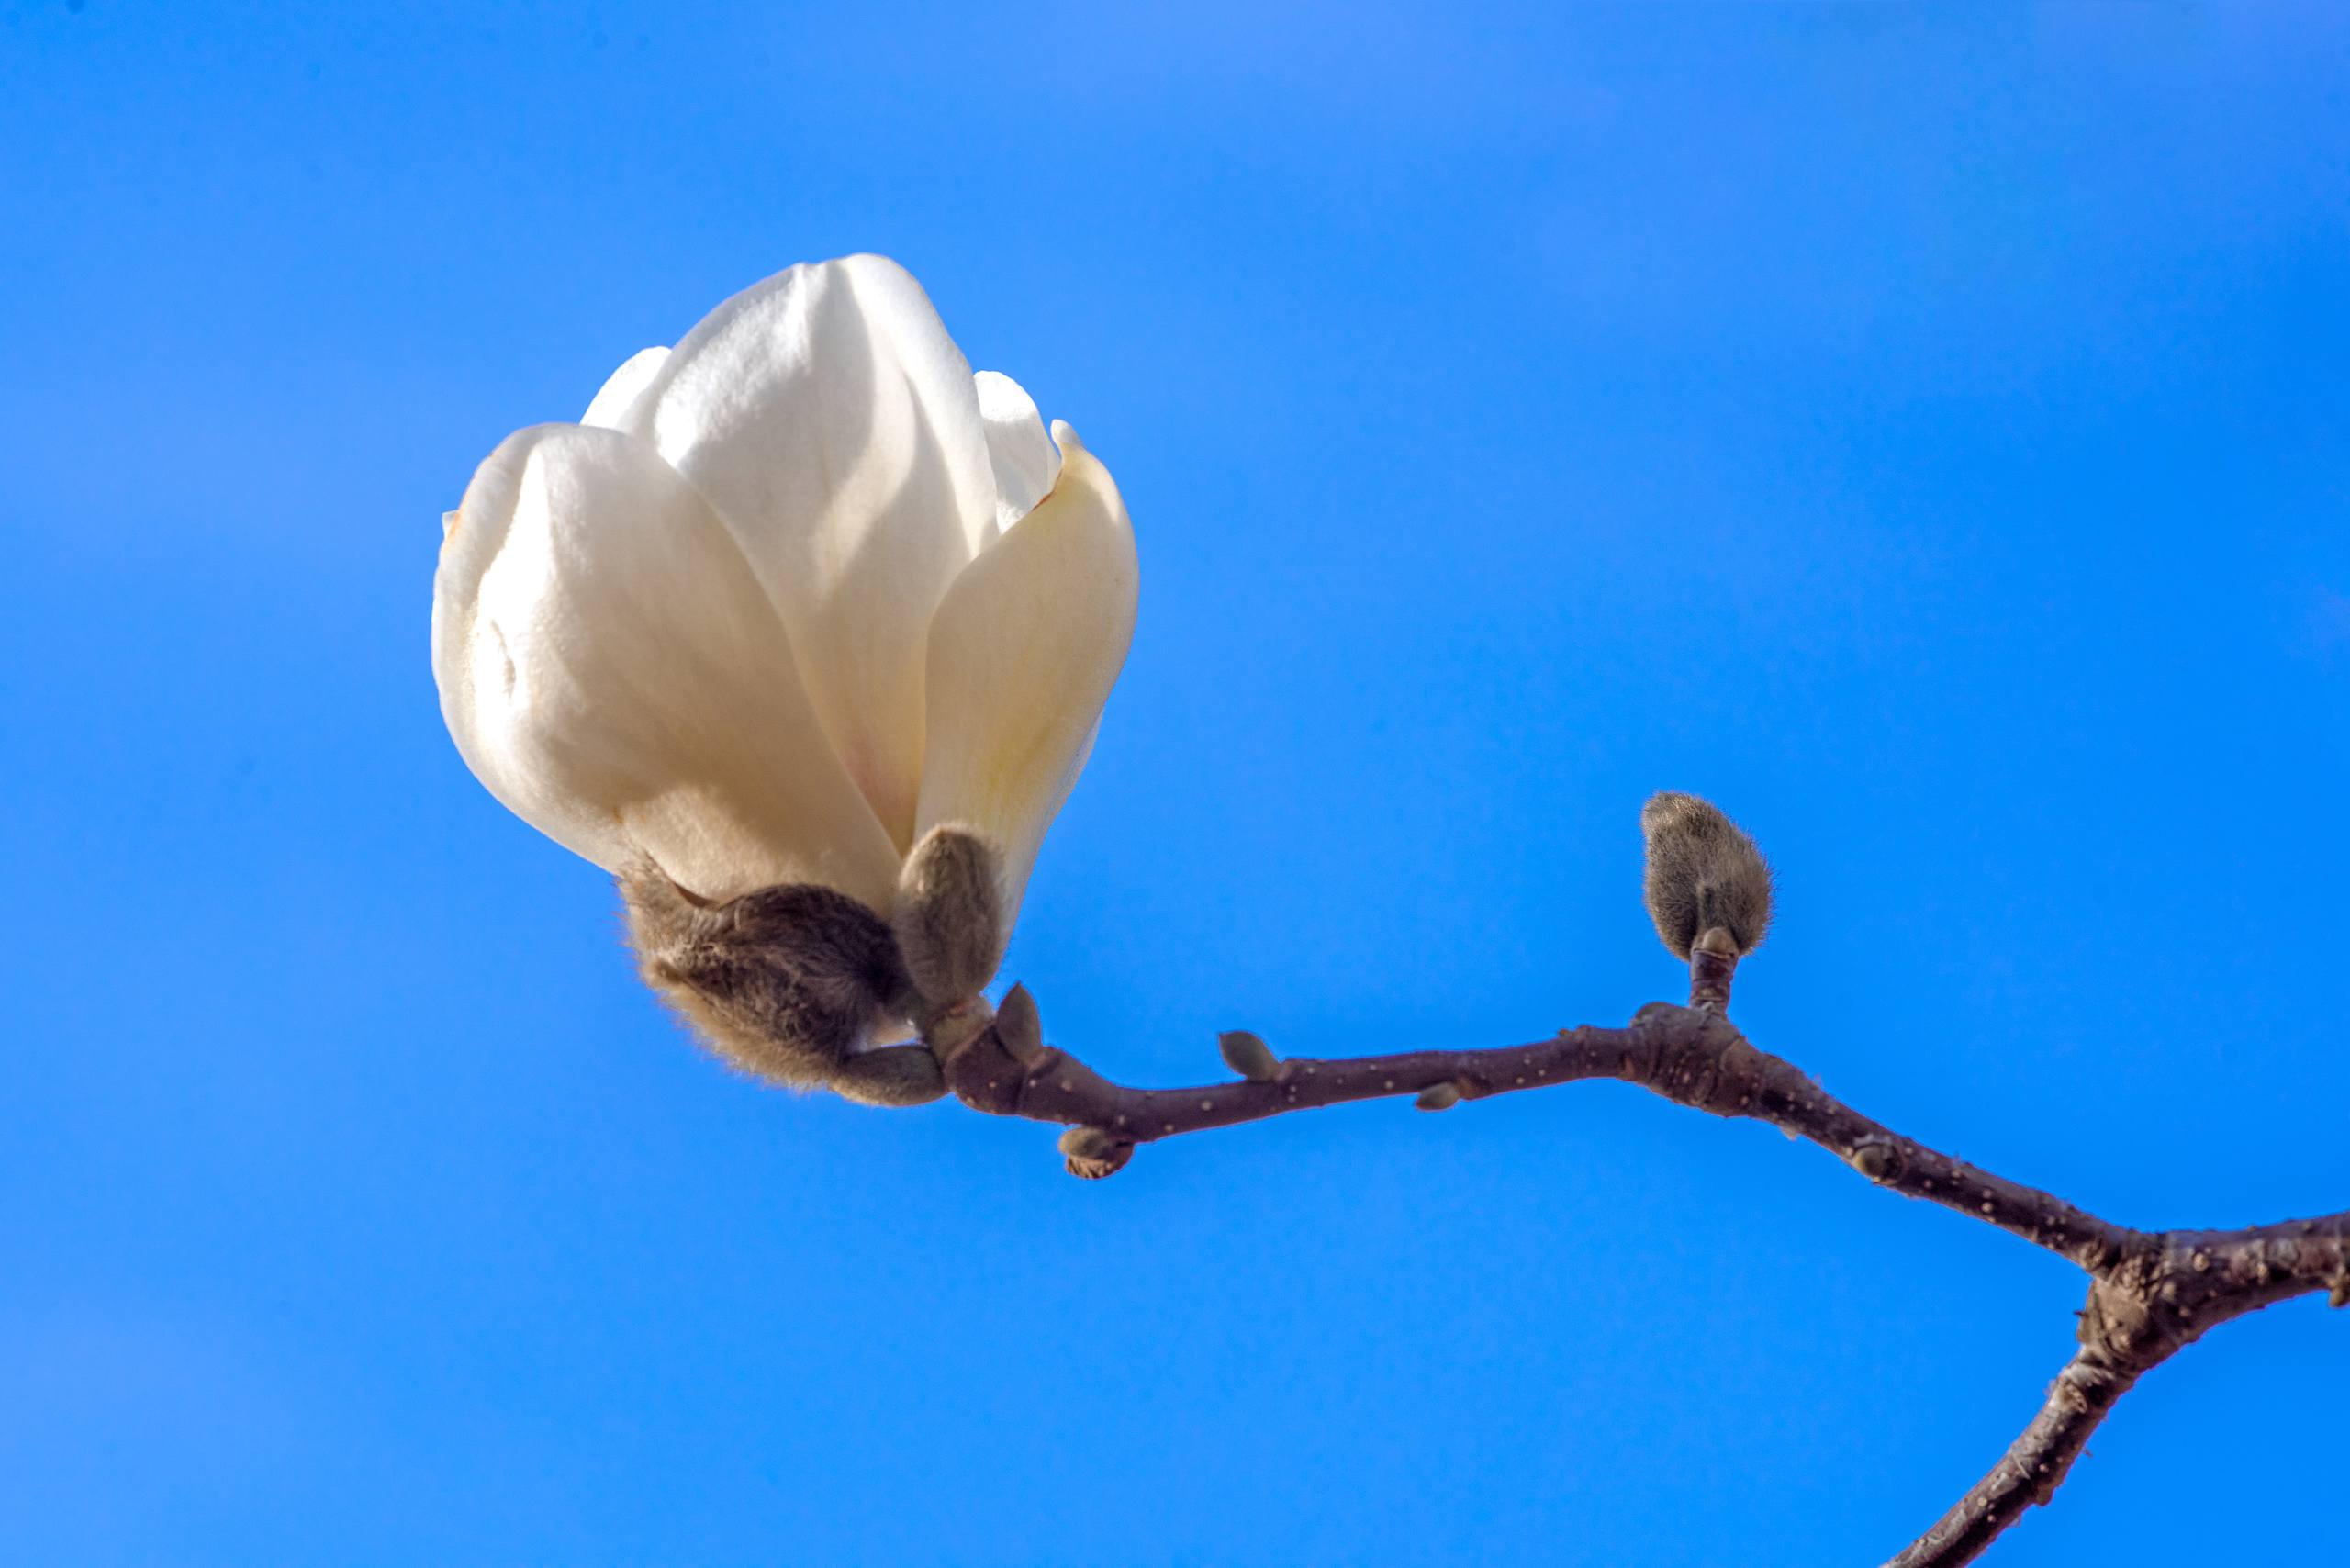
(618, 862, 943, 1107)
(892, 825, 1007, 1007)
(1639, 791, 1774, 960)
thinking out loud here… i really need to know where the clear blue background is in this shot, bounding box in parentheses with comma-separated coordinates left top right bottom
(5, 3, 2345, 1563)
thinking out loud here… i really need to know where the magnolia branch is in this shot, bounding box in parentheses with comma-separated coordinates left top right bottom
(924, 964, 2349, 1568)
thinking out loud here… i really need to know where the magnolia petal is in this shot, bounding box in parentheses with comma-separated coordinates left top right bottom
(582, 345, 671, 429)
(974, 369, 1060, 541)
(432, 422, 904, 911)
(914, 421, 1138, 931)
(619, 255, 997, 850)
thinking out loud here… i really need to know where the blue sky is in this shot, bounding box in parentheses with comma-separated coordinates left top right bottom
(5, 3, 2346, 1563)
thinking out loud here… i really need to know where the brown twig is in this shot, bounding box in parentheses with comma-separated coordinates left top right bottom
(940, 996, 2139, 1271)
(1688, 924, 1740, 1010)
(926, 982, 2347, 1565)
(1886, 1347, 2136, 1568)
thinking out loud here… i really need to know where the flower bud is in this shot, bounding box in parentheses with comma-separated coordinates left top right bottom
(1639, 791, 1774, 960)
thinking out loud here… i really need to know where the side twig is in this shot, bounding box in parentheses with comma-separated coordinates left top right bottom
(1890, 1213, 2350, 1567)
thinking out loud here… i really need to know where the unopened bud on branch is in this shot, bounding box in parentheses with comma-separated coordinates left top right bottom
(994, 982, 1046, 1066)
(1639, 792, 1774, 961)
(1058, 1126, 1134, 1180)
(1219, 1030, 1284, 1082)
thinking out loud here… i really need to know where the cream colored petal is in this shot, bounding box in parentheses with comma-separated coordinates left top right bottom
(973, 369, 1059, 542)
(582, 345, 671, 429)
(620, 255, 997, 851)
(432, 422, 904, 910)
(914, 421, 1137, 931)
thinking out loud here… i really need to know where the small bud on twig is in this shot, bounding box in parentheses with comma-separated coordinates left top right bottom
(1416, 1081, 1462, 1112)
(1219, 1030, 1285, 1082)
(994, 982, 1046, 1067)
(1058, 1126, 1134, 1180)
(1849, 1138, 1899, 1182)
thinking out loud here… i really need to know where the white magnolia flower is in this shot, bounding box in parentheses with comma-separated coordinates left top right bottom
(432, 254, 1138, 941)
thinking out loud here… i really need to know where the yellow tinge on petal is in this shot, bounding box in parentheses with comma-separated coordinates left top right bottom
(914, 422, 1138, 933)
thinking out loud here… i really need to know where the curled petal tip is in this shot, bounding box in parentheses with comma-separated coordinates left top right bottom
(581, 345, 671, 429)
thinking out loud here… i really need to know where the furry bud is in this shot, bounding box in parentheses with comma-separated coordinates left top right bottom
(1415, 1081, 1462, 1112)
(995, 983, 1047, 1067)
(1058, 1126, 1134, 1180)
(893, 825, 1007, 1006)
(618, 862, 941, 1105)
(1639, 791, 1774, 960)
(1218, 1030, 1283, 1082)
